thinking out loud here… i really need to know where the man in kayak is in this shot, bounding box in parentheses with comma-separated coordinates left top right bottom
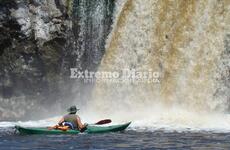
(58, 106, 87, 131)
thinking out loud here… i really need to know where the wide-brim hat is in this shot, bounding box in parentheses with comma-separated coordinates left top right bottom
(67, 106, 79, 113)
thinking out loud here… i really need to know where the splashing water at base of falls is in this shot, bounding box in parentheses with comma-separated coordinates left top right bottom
(84, 0, 230, 131)
(0, 118, 58, 128)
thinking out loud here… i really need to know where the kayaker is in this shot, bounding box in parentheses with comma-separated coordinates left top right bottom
(58, 106, 87, 131)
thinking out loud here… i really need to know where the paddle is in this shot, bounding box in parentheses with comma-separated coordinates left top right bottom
(80, 119, 112, 132)
(94, 119, 112, 125)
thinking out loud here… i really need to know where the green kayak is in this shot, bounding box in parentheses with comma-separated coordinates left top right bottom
(15, 122, 131, 134)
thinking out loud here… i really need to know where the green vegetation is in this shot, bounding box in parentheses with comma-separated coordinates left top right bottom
(66, 0, 73, 17)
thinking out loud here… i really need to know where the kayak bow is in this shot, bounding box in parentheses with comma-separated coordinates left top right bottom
(15, 122, 131, 134)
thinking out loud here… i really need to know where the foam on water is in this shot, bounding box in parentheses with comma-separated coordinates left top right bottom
(129, 111, 230, 133)
(0, 117, 59, 128)
(82, 104, 230, 133)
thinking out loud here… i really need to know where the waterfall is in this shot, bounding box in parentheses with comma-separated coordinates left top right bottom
(87, 0, 230, 129)
(72, 0, 114, 71)
(67, 0, 115, 107)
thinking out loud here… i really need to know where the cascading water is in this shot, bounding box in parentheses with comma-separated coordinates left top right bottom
(72, 0, 114, 71)
(87, 0, 230, 131)
(65, 0, 115, 107)
(41, 0, 115, 111)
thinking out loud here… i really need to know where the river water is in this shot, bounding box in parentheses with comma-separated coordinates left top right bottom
(1, 127, 230, 150)
(1, 119, 230, 150)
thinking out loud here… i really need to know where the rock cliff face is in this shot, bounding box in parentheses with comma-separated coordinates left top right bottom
(0, 0, 114, 120)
